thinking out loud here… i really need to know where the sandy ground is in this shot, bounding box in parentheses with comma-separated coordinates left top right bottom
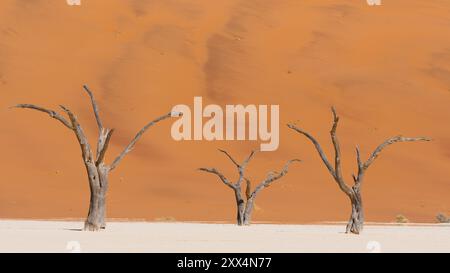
(0, 1, 449, 223)
(0, 220, 448, 253)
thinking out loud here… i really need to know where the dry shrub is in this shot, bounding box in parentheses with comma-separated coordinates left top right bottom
(395, 214, 409, 224)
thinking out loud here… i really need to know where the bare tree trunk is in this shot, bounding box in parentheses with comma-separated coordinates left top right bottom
(199, 150, 299, 226)
(243, 197, 255, 225)
(235, 189, 245, 226)
(346, 189, 363, 234)
(15, 85, 178, 231)
(84, 183, 107, 231)
(83, 163, 109, 231)
(288, 107, 430, 234)
(97, 165, 109, 229)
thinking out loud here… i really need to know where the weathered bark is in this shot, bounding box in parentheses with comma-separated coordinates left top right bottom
(84, 164, 110, 231)
(84, 170, 108, 231)
(199, 150, 299, 226)
(346, 189, 363, 234)
(288, 107, 430, 234)
(235, 189, 245, 226)
(242, 179, 254, 225)
(243, 197, 255, 226)
(14, 85, 178, 231)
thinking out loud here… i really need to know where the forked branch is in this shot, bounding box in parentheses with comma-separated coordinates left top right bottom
(96, 129, 114, 165)
(218, 149, 257, 187)
(200, 149, 257, 188)
(288, 113, 352, 195)
(59, 105, 94, 163)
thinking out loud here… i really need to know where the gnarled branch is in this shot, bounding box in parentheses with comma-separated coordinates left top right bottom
(200, 149, 257, 190)
(14, 104, 73, 130)
(330, 107, 343, 182)
(287, 123, 335, 177)
(82, 85, 110, 161)
(237, 150, 257, 186)
(250, 159, 301, 198)
(245, 178, 251, 200)
(218, 149, 257, 187)
(242, 150, 257, 169)
(198, 167, 235, 190)
(96, 128, 114, 166)
(83, 85, 103, 131)
(352, 145, 364, 184)
(288, 120, 352, 195)
(59, 105, 94, 163)
(218, 149, 240, 168)
(363, 135, 431, 170)
(109, 111, 178, 171)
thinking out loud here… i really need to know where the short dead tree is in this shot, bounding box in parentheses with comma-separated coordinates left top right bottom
(287, 107, 430, 234)
(14, 85, 180, 231)
(199, 149, 300, 226)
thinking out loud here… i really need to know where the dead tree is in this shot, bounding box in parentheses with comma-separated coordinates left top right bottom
(14, 85, 180, 231)
(287, 107, 430, 234)
(199, 149, 300, 226)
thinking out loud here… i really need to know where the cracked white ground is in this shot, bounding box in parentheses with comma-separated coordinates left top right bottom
(0, 220, 448, 253)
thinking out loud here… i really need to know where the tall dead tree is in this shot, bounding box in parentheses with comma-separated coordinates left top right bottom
(287, 107, 430, 234)
(199, 149, 300, 226)
(15, 85, 180, 231)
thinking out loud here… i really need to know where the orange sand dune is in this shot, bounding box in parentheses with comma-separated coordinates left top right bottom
(1, 0, 449, 223)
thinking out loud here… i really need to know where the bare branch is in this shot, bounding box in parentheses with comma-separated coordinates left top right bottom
(288, 122, 353, 196)
(59, 105, 94, 163)
(96, 128, 114, 166)
(242, 150, 257, 169)
(264, 159, 301, 186)
(363, 136, 431, 170)
(237, 150, 257, 187)
(83, 85, 103, 131)
(109, 111, 175, 171)
(287, 123, 335, 177)
(356, 145, 363, 169)
(245, 178, 251, 200)
(330, 107, 339, 134)
(14, 104, 73, 130)
(200, 152, 299, 226)
(250, 159, 301, 198)
(218, 149, 240, 168)
(198, 168, 235, 190)
(352, 145, 364, 184)
(217, 149, 257, 187)
(330, 107, 343, 181)
(218, 149, 257, 168)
